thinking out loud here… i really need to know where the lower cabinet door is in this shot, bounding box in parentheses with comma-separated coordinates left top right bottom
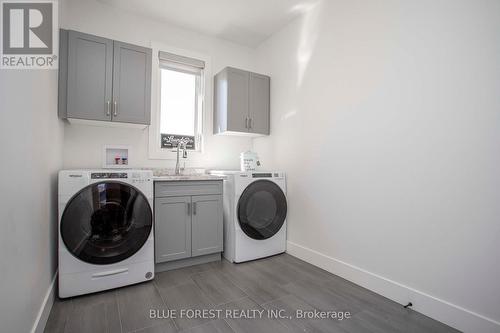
(191, 195, 223, 257)
(154, 196, 192, 263)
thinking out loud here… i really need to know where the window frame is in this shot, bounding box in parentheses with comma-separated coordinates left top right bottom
(148, 42, 211, 159)
(159, 64, 203, 151)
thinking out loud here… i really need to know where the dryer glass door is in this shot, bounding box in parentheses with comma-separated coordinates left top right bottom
(237, 180, 287, 240)
(60, 182, 152, 265)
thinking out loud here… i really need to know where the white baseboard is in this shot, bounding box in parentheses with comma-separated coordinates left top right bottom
(286, 241, 500, 333)
(32, 272, 57, 333)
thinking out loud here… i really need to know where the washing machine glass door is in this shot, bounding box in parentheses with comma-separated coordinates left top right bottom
(61, 182, 152, 265)
(237, 180, 287, 240)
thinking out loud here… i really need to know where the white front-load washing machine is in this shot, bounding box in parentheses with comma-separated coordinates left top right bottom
(209, 171, 287, 263)
(58, 170, 154, 298)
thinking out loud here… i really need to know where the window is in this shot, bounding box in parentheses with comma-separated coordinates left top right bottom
(159, 51, 204, 150)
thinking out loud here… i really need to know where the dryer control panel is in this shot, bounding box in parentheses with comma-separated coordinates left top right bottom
(250, 172, 284, 178)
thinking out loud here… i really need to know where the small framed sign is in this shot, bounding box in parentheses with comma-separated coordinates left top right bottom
(161, 134, 196, 150)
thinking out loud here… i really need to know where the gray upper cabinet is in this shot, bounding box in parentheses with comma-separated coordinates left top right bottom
(155, 196, 192, 263)
(59, 29, 152, 125)
(226, 68, 249, 133)
(248, 72, 270, 135)
(191, 195, 223, 257)
(112, 41, 152, 124)
(66, 30, 113, 121)
(214, 67, 270, 136)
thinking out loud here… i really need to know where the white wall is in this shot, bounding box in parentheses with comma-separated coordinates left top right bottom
(61, 0, 256, 170)
(0, 45, 64, 333)
(253, 0, 500, 331)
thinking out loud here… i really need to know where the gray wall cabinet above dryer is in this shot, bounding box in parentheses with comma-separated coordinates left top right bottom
(214, 67, 270, 136)
(248, 72, 270, 135)
(59, 29, 152, 125)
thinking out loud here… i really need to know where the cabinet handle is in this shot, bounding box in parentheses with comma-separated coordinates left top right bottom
(113, 100, 118, 116)
(106, 101, 111, 116)
(193, 202, 197, 215)
(245, 117, 248, 129)
(187, 202, 191, 215)
(249, 118, 252, 129)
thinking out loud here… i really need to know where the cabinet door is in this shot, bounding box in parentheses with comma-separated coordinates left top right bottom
(248, 72, 270, 135)
(227, 68, 250, 133)
(191, 195, 223, 257)
(67, 31, 113, 121)
(112, 41, 152, 124)
(155, 196, 192, 263)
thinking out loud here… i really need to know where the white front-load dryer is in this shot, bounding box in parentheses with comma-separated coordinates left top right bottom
(210, 171, 287, 263)
(58, 170, 154, 298)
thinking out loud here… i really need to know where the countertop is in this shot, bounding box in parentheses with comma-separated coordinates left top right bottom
(152, 174, 225, 181)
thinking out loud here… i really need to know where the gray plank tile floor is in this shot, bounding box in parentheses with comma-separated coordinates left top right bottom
(44, 254, 460, 333)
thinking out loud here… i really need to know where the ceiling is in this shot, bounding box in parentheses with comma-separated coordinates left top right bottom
(99, 0, 318, 47)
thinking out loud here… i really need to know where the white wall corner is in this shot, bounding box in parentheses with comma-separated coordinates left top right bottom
(31, 273, 57, 333)
(286, 241, 500, 333)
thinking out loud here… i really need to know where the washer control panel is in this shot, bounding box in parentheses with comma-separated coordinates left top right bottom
(91, 172, 128, 179)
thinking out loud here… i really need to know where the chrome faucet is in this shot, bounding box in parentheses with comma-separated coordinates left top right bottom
(174, 141, 188, 175)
